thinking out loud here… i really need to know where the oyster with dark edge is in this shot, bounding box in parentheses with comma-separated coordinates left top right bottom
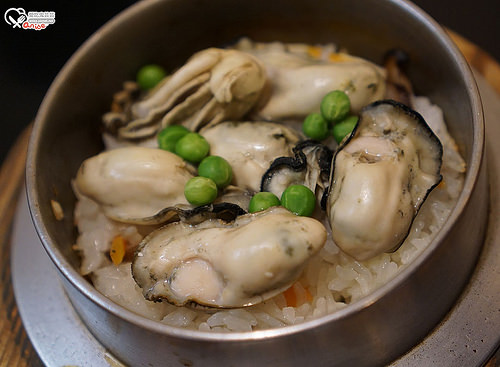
(132, 207, 327, 308)
(326, 100, 443, 261)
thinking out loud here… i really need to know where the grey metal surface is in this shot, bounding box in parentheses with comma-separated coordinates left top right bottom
(21, 0, 490, 366)
(12, 72, 499, 367)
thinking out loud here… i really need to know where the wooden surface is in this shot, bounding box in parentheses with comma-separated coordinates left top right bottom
(0, 33, 498, 367)
(447, 30, 500, 95)
(0, 125, 43, 367)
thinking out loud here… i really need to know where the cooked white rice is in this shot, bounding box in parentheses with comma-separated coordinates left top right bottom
(73, 95, 465, 332)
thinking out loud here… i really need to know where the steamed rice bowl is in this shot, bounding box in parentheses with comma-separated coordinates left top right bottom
(71, 40, 465, 332)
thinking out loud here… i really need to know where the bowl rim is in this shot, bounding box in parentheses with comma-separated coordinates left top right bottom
(26, 0, 484, 342)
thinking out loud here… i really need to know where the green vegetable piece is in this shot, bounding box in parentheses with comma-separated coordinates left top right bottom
(281, 185, 316, 217)
(198, 156, 233, 188)
(248, 192, 281, 213)
(320, 90, 351, 123)
(175, 133, 210, 164)
(332, 115, 358, 144)
(184, 176, 218, 206)
(302, 113, 329, 140)
(136, 64, 167, 90)
(157, 125, 190, 152)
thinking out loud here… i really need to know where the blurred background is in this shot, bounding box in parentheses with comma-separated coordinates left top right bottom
(0, 0, 499, 165)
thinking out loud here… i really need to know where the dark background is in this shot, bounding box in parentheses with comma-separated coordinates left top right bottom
(1, 0, 499, 165)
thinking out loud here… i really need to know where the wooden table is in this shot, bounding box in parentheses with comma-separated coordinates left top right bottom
(0, 31, 499, 367)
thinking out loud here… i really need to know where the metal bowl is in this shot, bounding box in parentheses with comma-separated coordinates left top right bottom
(26, 0, 488, 366)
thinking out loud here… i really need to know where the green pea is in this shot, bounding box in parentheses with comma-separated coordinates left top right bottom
(281, 185, 316, 217)
(198, 156, 233, 188)
(248, 192, 281, 213)
(332, 115, 358, 144)
(136, 64, 167, 90)
(320, 90, 351, 123)
(157, 125, 190, 152)
(175, 133, 210, 164)
(302, 113, 329, 140)
(184, 176, 218, 206)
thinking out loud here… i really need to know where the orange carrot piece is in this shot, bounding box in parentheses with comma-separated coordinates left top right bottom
(307, 46, 322, 59)
(304, 287, 313, 303)
(284, 286, 297, 308)
(284, 283, 315, 307)
(110, 235, 127, 265)
(437, 180, 446, 189)
(328, 53, 350, 62)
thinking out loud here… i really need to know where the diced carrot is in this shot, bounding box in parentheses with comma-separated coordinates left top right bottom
(328, 53, 349, 62)
(307, 46, 323, 59)
(284, 285, 297, 307)
(284, 282, 315, 307)
(110, 235, 127, 265)
(307, 46, 350, 63)
(304, 287, 313, 303)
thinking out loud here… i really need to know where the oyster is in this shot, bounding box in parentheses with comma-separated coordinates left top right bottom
(132, 207, 327, 308)
(261, 140, 333, 203)
(106, 48, 266, 140)
(235, 39, 386, 120)
(200, 121, 302, 192)
(75, 147, 195, 224)
(326, 100, 443, 261)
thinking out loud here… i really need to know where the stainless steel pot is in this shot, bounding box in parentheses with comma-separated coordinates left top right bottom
(26, 0, 488, 366)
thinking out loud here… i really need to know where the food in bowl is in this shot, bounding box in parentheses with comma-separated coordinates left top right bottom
(71, 39, 465, 331)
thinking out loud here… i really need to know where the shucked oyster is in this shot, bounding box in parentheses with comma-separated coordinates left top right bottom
(132, 207, 327, 308)
(200, 121, 302, 192)
(106, 48, 266, 140)
(326, 100, 443, 261)
(75, 147, 195, 224)
(235, 39, 386, 120)
(76, 146, 249, 226)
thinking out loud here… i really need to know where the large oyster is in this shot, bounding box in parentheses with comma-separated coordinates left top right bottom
(200, 121, 302, 192)
(132, 207, 327, 308)
(326, 100, 443, 261)
(75, 147, 195, 224)
(105, 48, 267, 140)
(235, 39, 386, 120)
